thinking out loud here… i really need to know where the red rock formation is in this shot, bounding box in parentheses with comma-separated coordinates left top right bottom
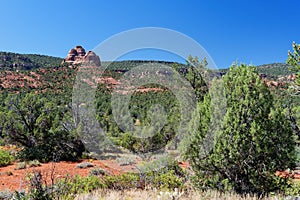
(75, 45, 86, 56)
(62, 46, 101, 66)
(81, 51, 101, 66)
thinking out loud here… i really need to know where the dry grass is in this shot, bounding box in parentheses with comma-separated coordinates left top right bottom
(74, 189, 285, 200)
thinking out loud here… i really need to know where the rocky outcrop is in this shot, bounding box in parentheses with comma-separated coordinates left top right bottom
(82, 51, 101, 66)
(75, 46, 86, 57)
(62, 46, 101, 66)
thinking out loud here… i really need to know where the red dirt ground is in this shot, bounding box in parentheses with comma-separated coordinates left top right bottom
(0, 145, 296, 192)
(0, 159, 136, 191)
(1, 159, 299, 192)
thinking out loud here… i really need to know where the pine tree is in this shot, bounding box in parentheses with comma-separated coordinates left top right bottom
(186, 64, 296, 194)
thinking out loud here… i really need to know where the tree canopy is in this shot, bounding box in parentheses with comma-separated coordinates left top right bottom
(186, 64, 296, 194)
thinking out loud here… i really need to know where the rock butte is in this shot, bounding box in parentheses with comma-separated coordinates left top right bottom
(62, 45, 101, 66)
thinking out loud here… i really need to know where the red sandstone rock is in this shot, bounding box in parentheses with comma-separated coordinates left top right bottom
(62, 46, 101, 66)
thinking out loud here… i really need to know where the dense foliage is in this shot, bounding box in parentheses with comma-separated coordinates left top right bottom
(287, 42, 300, 90)
(0, 93, 84, 162)
(0, 52, 62, 70)
(257, 63, 293, 78)
(219, 62, 293, 80)
(186, 64, 296, 194)
(0, 149, 14, 167)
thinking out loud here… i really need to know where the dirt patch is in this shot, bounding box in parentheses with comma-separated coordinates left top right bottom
(0, 159, 137, 192)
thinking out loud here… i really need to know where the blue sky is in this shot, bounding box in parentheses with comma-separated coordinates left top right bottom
(0, 0, 299, 68)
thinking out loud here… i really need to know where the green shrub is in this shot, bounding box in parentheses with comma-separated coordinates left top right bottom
(285, 181, 300, 196)
(15, 161, 27, 170)
(101, 156, 186, 191)
(76, 162, 94, 169)
(89, 167, 108, 176)
(150, 170, 184, 190)
(186, 65, 296, 195)
(0, 190, 13, 199)
(143, 157, 186, 190)
(0, 149, 14, 167)
(28, 160, 41, 167)
(55, 175, 106, 199)
(11, 173, 105, 200)
(28, 171, 53, 200)
(17, 146, 48, 163)
(3, 93, 85, 162)
(103, 173, 139, 190)
(116, 156, 136, 166)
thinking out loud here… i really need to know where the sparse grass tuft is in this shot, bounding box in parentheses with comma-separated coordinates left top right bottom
(0, 189, 13, 200)
(28, 159, 41, 167)
(116, 156, 136, 166)
(89, 167, 109, 176)
(76, 162, 94, 169)
(6, 171, 13, 176)
(15, 161, 27, 170)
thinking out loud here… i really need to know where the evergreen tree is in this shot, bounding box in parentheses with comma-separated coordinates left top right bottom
(186, 64, 296, 194)
(2, 93, 84, 162)
(287, 42, 300, 89)
(286, 42, 300, 140)
(185, 55, 208, 101)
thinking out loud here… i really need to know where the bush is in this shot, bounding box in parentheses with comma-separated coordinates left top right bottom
(29, 160, 41, 167)
(103, 173, 139, 190)
(76, 162, 94, 169)
(143, 157, 186, 190)
(89, 167, 108, 176)
(284, 180, 300, 196)
(116, 156, 136, 166)
(55, 175, 106, 199)
(0, 190, 13, 200)
(186, 65, 296, 195)
(12, 173, 106, 200)
(2, 93, 85, 162)
(149, 170, 184, 190)
(0, 149, 14, 167)
(15, 161, 27, 170)
(28, 170, 53, 200)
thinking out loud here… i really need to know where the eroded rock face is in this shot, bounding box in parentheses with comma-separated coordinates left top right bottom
(75, 46, 86, 57)
(62, 46, 101, 66)
(82, 51, 101, 66)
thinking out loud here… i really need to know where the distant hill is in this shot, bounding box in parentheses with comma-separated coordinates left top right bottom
(102, 60, 186, 71)
(0, 51, 295, 94)
(218, 63, 293, 80)
(0, 52, 63, 70)
(256, 63, 293, 78)
(0, 51, 293, 78)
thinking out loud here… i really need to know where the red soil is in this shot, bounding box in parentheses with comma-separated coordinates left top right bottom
(0, 159, 136, 192)
(276, 170, 300, 180)
(1, 156, 298, 192)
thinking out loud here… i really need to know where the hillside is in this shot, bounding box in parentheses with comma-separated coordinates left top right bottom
(0, 52, 63, 70)
(0, 51, 294, 94)
(219, 63, 293, 80)
(0, 51, 293, 75)
(256, 63, 293, 78)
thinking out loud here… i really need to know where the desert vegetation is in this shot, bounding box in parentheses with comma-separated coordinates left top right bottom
(0, 43, 300, 199)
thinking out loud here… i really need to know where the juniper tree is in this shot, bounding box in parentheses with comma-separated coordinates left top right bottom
(2, 93, 84, 161)
(287, 42, 300, 89)
(286, 42, 300, 140)
(186, 64, 296, 194)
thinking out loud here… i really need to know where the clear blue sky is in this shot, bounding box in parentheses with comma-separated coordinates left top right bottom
(0, 0, 299, 68)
